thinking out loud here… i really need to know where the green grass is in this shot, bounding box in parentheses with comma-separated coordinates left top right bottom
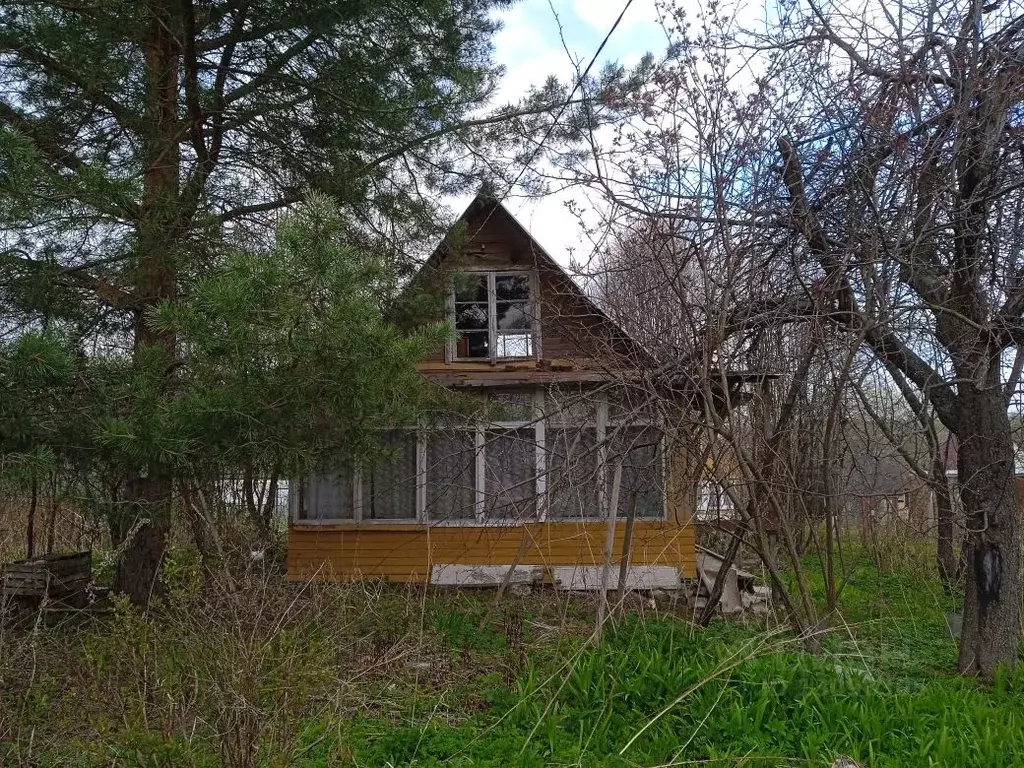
(2, 546, 1023, 766)
(332, 616, 1024, 767)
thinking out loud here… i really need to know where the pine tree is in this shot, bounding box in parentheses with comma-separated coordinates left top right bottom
(0, 0, 528, 602)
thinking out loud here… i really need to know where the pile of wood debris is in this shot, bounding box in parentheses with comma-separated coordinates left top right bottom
(689, 546, 772, 617)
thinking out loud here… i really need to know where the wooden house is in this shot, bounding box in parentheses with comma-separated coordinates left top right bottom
(286, 195, 700, 588)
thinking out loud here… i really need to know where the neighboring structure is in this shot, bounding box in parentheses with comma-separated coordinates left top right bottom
(841, 446, 934, 534)
(941, 434, 1024, 514)
(286, 195, 706, 587)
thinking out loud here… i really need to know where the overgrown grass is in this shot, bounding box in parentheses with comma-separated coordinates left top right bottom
(2, 544, 1022, 766)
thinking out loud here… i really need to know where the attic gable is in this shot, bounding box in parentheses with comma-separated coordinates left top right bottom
(430, 196, 547, 271)
(415, 195, 649, 368)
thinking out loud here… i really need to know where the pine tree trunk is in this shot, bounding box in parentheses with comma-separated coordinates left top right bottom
(115, 467, 172, 604)
(45, 471, 58, 554)
(114, 0, 180, 606)
(26, 477, 37, 559)
(955, 383, 1022, 677)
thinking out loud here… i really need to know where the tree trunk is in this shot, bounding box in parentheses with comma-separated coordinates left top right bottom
(45, 471, 58, 554)
(114, 0, 180, 605)
(614, 491, 638, 603)
(26, 477, 37, 559)
(115, 467, 172, 604)
(698, 519, 746, 627)
(594, 462, 622, 642)
(955, 384, 1022, 677)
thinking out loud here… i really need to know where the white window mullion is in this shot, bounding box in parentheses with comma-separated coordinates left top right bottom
(290, 477, 301, 523)
(307, 476, 320, 521)
(446, 283, 456, 363)
(487, 272, 497, 364)
(596, 396, 608, 520)
(416, 430, 427, 522)
(475, 426, 486, 522)
(531, 270, 541, 359)
(534, 389, 547, 521)
(659, 428, 668, 522)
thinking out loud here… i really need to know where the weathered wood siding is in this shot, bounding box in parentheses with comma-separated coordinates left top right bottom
(285, 198, 698, 584)
(286, 521, 696, 582)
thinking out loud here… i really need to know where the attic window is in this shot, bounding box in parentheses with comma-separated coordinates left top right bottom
(452, 272, 537, 361)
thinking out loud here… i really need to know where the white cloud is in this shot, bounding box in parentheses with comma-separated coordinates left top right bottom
(443, 1, 673, 267)
(571, 0, 661, 35)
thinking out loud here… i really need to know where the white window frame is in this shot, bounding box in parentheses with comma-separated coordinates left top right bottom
(695, 477, 737, 522)
(448, 269, 541, 363)
(292, 391, 668, 526)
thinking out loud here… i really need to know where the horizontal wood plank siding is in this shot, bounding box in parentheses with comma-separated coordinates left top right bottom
(286, 521, 695, 582)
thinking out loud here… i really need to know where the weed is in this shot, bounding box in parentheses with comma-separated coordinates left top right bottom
(2, 544, 1022, 766)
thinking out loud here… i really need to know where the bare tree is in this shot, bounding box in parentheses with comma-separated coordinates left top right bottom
(573, 0, 1023, 675)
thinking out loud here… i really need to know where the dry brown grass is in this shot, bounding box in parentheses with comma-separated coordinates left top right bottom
(0, 491, 108, 564)
(0, 547, 611, 767)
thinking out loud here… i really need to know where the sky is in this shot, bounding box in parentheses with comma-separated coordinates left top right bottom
(448, 0, 671, 267)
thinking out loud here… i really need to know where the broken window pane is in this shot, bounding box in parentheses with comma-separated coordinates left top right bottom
(546, 427, 599, 518)
(456, 330, 489, 358)
(495, 274, 530, 301)
(484, 428, 537, 519)
(426, 430, 477, 520)
(454, 274, 489, 359)
(363, 431, 417, 519)
(608, 426, 664, 519)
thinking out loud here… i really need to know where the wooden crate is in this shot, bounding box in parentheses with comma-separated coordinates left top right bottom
(2, 551, 92, 606)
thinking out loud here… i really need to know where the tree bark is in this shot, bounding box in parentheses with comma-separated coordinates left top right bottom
(26, 477, 37, 559)
(45, 471, 57, 554)
(114, 0, 180, 605)
(955, 383, 1022, 677)
(115, 467, 172, 604)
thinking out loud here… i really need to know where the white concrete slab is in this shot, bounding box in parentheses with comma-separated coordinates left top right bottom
(430, 564, 541, 587)
(551, 565, 680, 591)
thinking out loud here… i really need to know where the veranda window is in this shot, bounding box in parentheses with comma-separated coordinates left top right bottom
(361, 431, 417, 520)
(295, 393, 666, 523)
(483, 427, 537, 519)
(425, 430, 477, 520)
(298, 468, 355, 521)
(546, 426, 600, 518)
(607, 425, 664, 519)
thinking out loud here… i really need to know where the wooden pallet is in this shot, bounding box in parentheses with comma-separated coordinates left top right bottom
(1, 551, 92, 608)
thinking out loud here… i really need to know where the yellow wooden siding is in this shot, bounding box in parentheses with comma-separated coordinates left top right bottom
(286, 521, 696, 582)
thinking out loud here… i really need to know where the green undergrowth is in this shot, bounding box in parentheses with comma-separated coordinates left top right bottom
(2, 548, 1023, 766)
